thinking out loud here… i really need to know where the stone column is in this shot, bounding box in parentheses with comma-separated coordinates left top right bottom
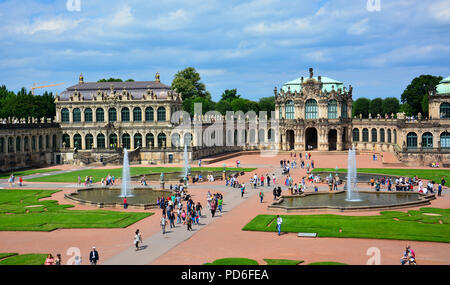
(337, 129, 343, 151)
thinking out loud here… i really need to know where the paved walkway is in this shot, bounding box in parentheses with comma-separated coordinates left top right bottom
(102, 167, 284, 265)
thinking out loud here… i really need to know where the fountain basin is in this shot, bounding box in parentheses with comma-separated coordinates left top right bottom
(131, 171, 242, 182)
(269, 191, 435, 212)
(65, 187, 173, 210)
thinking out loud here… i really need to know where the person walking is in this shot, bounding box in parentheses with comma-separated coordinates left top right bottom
(217, 197, 223, 213)
(89, 247, 99, 265)
(240, 184, 245, 198)
(259, 190, 264, 203)
(186, 214, 193, 231)
(438, 184, 443, 197)
(210, 199, 217, 217)
(160, 214, 167, 234)
(134, 229, 142, 251)
(276, 215, 283, 236)
(123, 197, 128, 209)
(54, 254, 62, 265)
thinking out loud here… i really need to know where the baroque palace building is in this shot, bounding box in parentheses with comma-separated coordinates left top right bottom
(0, 68, 449, 171)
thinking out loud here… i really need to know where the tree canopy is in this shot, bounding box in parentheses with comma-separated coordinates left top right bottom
(353, 97, 401, 118)
(97, 78, 134, 82)
(400, 75, 442, 116)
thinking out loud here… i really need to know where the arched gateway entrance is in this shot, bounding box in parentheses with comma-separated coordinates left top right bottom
(305, 127, 317, 150)
(328, 129, 337, 151)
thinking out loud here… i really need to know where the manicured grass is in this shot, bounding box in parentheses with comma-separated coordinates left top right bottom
(0, 168, 61, 179)
(243, 208, 450, 243)
(205, 258, 259, 265)
(0, 253, 18, 260)
(264, 259, 304, 265)
(313, 168, 450, 183)
(0, 189, 152, 231)
(308, 262, 347, 265)
(0, 254, 47, 265)
(27, 167, 256, 183)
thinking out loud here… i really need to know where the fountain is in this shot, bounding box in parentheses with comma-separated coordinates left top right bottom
(346, 146, 361, 202)
(182, 144, 190, 186)
(119, 148, 134, 197)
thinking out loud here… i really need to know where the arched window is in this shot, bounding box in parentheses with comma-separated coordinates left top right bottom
(96, 108, 104, 122)
(441, 132, 450, 148)
(62, 134, 70, 148)
(121, 107, 130, 122)
(133, 107, 142, 122)
(73, 134, 82, 149)
(249, 129, 256, 144)
(134, 133, 142, 149)
(146, 133, 154, 148)
(0, 138, 4, 153)
(145, 107, 154, 121)
(279, 106, 283, 119)
(24, 136, 30, 151)
(16, 137, 21, 152)
(380, 129, 385, 143)
(52, 135, 56, 149)
(440, 103, 450, 119)
(46, 135, 49, 149)
(371, 129, 377, 142)
(122, 133, 130, 149)
(73, 108, 81, 122)
(352, 128, 360, 142)
(158, 133, 167, 148)
(285, 100, 294, 119)
(362, 128, 369, 142)
(38, 135, 43, 150)
(61, 108, 70, 122)
(171, 133, 180, 148)
(388, 129, 392, 143)
(184, 133, 192, 146)
(268, 128, 274, 142)
(85, 134, 93, 150)
(328, 100, 338, 119)
(109, 134, 118, 148)
(341, 101, 348, 118)
(84, 108, 93, 122)
(108, 108, 117, 122)
(97, 134, 105, 149)
(394, 130, 397, 144)
(8, 137, 13, 153)
(422, 132, 433, 149)
(406, 132, 418, 149)
(157, 107, 166, 121)
(305, 99, 318, 119)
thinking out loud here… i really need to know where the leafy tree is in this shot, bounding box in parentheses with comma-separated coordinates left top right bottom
(382, 97, 400, 116)
(171, 67, 211, 100)
(220, 89, 240, 102)
(97, 78, 124, 82)
(352, 97, 371, 118)
(400, 75, 442, 116)
(231, 98, 259, 114)
(258, 96, 275, 118)
(399, 103, 414, 116)
(369, 97, 384, 116)
(215, 99, 232, 115)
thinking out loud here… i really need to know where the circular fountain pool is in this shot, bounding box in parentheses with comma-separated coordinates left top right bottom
(65, 188, 173, 209)
(269, 191, 435, 212)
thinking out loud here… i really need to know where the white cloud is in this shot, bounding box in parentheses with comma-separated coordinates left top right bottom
(347, 18, 369, 35)
(15, 18, 83, 35)
(304, 50, 330, 62)
(197, 69, 226, 76)
(429, 0, 450, 23)
(110, 5, 134, 27)
(146, 9, 189, 31)
(244, 18, 310, 35)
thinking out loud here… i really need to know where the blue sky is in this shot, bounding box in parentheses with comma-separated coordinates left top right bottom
(0, 0, 449, 101)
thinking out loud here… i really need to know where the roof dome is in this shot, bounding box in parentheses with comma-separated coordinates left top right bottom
(436, 76, 450, 95)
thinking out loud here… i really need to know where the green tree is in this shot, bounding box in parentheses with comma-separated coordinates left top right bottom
(382, 97, 400, 116)
(220, 89, 240, 102)
(369, 97, 384, 116)
(97, 78, 124, 82)
(352, 97, 371, 118)
(399, 103, 414, 116)
(215, 99, 232, 115)
(171, 67, 211, 100)
(258, 96, 275, 118)
(230, 98, 259, 114)
(400, 75, 442, 116)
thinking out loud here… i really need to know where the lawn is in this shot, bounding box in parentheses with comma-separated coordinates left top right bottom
(313, 168, 449, 183)
(0, 168, 61, 179)
(242, 208, 450, 243)
(205, 258, 336, 265)
(0, 253, 47, 265)
(0, 189, 152, 231)
(26, 167, 256, 183)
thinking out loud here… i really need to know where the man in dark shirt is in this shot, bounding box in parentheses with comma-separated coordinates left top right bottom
(89, 247, 99, 265)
